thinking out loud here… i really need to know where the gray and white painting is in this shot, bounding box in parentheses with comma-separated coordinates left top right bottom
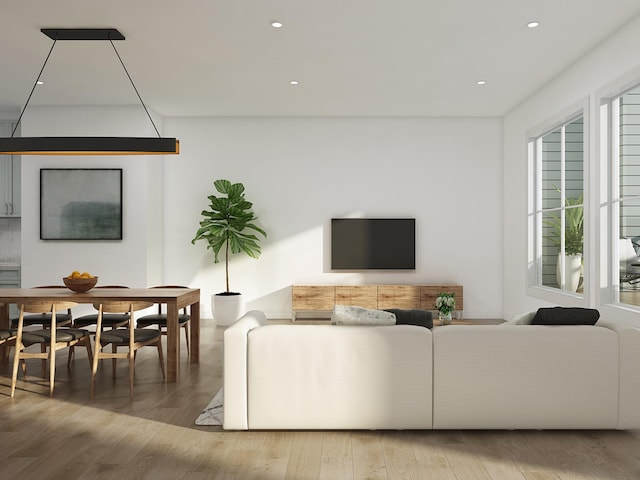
(40, 169, 122, 240)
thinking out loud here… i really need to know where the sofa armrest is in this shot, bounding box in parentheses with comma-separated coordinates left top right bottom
(596, 319, 640, 429)
(223, 310, 268, 430)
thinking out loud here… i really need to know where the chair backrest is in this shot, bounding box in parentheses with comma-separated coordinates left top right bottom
(95, 301, 155, 351)
(29, 286, 75, 314)
(91, 285, 130, 310)
(21, 301, 78, 314)
(99, 301, 154, 313)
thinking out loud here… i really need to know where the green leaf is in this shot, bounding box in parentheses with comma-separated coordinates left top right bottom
(213, 179, 232, 194)
(226, 182, 245, 199)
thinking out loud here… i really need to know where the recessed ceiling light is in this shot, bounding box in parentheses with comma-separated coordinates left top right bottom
(476, 80, 486, 85)
(271, 21, 284, 28)
(527, 21, 540, 28)
(289, 80, 299, 85)
(37, 80, 44, 85)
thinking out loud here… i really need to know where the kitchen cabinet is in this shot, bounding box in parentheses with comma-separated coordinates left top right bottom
(0, 120, 20, 217)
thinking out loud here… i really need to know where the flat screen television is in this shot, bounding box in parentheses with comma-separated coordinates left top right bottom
(331, 218, 416, 270)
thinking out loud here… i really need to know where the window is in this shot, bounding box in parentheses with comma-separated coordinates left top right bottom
(611, 85, 640, 308)
(530, 114, 585, 295)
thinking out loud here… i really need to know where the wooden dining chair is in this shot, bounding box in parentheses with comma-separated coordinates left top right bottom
(91, 301, 165, 398)
(11, 300, 92, 397)
(0, 328, 17, 365)
(10, 286, 73, 329)
(136, 285, 191, 355)
(72, 285, 131, 330)
(68, 286, 131, 365)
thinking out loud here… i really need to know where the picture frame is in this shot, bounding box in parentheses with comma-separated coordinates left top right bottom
(40, 168, 123, 240)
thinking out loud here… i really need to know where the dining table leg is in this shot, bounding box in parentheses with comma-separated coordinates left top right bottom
(166, 302, 179, 383)
(0, 302, 8, 329)
(189, 300, 199, 364)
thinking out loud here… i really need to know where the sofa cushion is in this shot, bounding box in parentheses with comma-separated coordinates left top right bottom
(384, 308, 433, 328)
(330, 305, 396, 326)
(531, 307, 600, 326)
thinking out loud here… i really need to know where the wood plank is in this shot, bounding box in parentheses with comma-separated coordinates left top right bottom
(377, 285, 421, 309)
(249, 432, 292, 479)
(522, 473, 562, 480)
(284, 431, 323, 479)
(410, 431, 461, 480)
(292, 285, 335, 311)
(420, 285, 463, 311)
(320, 431, 354, 480)
(352, 432, 387, 480)
(380, 431, 422, 479)
(443, 445, 493, 480)
(335, 285, 377, 309)
(464, 432, 528, 480)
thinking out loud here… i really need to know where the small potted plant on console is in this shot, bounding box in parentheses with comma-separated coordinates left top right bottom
(435, 292, 456, 326)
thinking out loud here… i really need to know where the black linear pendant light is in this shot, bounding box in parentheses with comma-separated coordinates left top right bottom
(0, 28, 179, 155)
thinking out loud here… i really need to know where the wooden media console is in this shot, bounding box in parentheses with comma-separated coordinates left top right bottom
(291, 284, 463, 320)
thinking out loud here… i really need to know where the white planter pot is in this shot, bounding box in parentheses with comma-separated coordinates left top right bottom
(556, 254, 582, 292)
(211, 293, 245, 326)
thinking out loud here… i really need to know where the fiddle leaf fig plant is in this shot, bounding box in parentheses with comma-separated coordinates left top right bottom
(192, 179, 266, 294)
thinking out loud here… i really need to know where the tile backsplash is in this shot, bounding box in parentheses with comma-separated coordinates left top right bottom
(0, 218, 20, 263)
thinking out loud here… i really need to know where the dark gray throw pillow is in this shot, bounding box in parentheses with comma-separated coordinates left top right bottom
(531, 307, 600, 326)
(384, 308, 433, 329)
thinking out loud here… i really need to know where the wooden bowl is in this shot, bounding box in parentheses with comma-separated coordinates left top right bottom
(63, 276, 98, 293)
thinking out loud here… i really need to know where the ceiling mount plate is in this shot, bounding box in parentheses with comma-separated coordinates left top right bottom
(40, 28, 125, 41)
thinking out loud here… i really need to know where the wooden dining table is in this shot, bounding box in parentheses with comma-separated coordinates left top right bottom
(0, 287, 200, 383)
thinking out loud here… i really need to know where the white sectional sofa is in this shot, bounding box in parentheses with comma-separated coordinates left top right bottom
(223, 311, 640, 430)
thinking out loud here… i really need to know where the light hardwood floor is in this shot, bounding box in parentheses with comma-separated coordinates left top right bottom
(1, 320, 640, 480)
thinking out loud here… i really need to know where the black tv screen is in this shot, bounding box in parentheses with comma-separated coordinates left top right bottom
(331, 218, 416, 270)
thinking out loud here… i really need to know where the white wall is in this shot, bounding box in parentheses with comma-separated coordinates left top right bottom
(503, 15, 640, 322)
(16, 109, 503, 319)
(20, 106, 164, 300)
(164, 117, 504, 319)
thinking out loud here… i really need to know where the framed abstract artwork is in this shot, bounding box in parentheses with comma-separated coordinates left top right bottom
(40, 168, 123, 240)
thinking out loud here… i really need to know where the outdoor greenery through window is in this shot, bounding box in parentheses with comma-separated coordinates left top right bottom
(535, 115, 584, 294)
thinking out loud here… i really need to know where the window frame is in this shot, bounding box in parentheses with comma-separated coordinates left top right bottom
(600, 80, 640, 313)
(527, 100, 590, 305)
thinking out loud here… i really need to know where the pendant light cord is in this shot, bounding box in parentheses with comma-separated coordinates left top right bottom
(109, 37, 161, 138)
(11, 37, 58, 138)
(12, 31, 162, 139)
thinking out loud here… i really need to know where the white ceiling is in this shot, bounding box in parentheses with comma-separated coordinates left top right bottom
(1, 0, 639, 117)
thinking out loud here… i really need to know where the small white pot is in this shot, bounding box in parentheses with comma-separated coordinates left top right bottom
(211, 293, 245, 326)
(556, 253, 582, 292)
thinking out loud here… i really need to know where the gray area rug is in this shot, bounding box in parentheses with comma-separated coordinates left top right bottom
(195, 387, 223, 426)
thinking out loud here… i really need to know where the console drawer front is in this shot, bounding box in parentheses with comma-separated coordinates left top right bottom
(292, 285, 335, 311)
